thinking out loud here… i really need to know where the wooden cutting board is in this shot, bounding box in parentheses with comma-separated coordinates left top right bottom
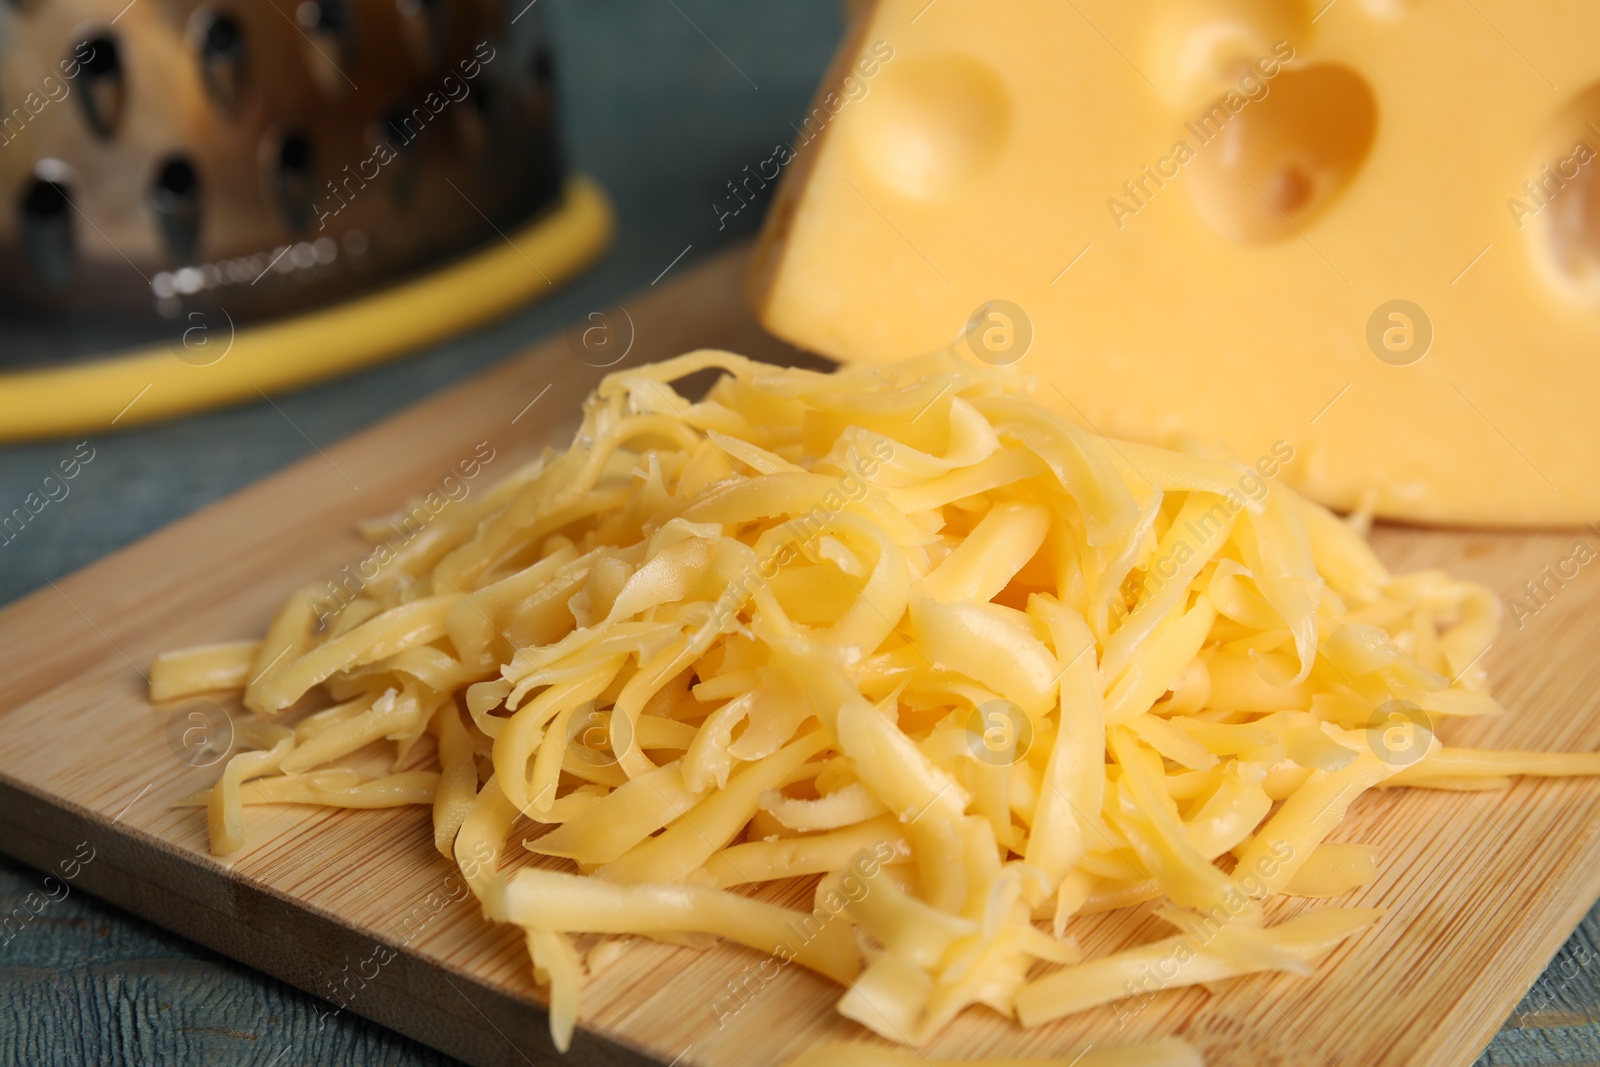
(2, 244, 1599, 1067)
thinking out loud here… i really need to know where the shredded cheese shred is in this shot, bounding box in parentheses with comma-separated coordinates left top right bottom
(152, 351, 1600, 1063)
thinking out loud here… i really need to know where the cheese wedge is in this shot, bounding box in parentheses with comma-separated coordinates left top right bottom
(751, 0, 1600, 526)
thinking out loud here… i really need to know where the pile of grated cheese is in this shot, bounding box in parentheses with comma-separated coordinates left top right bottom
(153, 351, 1600, 1065)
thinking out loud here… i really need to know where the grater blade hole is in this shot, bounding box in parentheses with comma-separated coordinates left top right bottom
(276, 132, 315, 233)
(20, 175, 76, 288)
(198, 11, 247, 112)
(385, 111, 412, 147)
(203, 13, 242, 56)
(79, 36, 120, 77)
(74, 36, 124, 138)
(297, 0, 350, 34)
(157, 158, 199, 198)
(152, 157, 202, 262)
(280, 134, 312, 173)
(22, 177, 70, 219)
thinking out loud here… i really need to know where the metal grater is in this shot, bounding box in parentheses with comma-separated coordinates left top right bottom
(0, 0, 563, 345)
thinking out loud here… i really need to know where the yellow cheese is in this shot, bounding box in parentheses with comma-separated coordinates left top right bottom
(751, 0, 1600, 526)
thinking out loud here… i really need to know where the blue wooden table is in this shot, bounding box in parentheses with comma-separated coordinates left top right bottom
(0, 2, 1594, 1062)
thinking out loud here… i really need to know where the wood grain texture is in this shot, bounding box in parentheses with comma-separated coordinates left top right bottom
(0, 244, 1598, 1067)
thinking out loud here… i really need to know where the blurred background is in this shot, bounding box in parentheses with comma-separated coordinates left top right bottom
(0, 1, 1596, 1063)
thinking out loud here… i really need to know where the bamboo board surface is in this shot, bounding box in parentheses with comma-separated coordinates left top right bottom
(1, 245, 1599, 1067)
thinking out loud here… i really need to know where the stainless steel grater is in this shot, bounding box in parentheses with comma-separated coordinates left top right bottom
(0, 0, 564, 338)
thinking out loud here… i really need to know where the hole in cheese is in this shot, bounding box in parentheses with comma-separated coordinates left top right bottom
(1524, 84, 1600, 305)
(849, 53, 1011, 200)
(1185, 63, 1377, 243)
(1147, 0, 1312, 108)
(1542, 165, 1600, 292)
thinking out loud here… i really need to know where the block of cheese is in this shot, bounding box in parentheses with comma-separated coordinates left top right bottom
(751, 0, 1600, 526)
